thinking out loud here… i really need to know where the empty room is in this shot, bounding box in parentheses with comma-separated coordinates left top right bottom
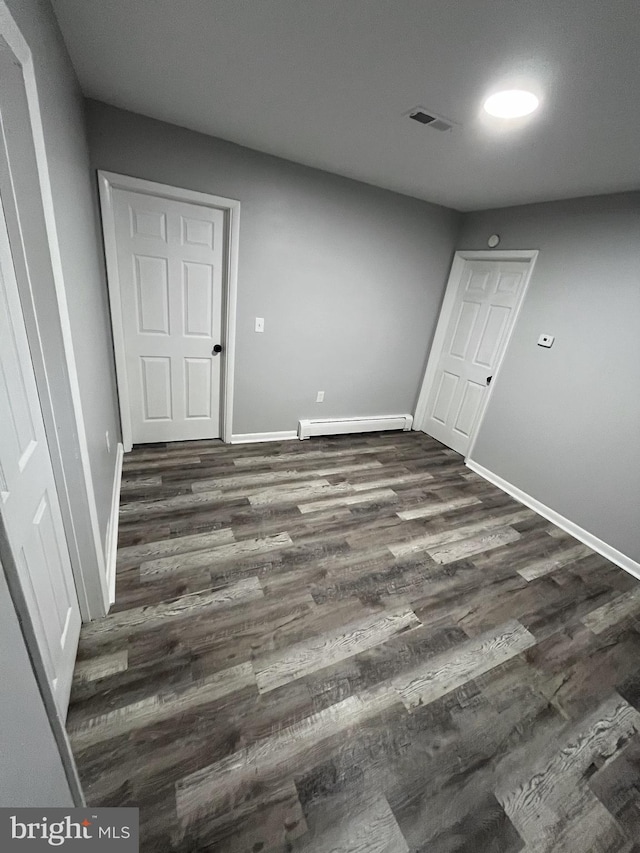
(1, 0, 639, 851)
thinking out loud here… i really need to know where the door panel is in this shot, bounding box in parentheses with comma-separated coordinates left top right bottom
(432, 371, 459, 424)
(185, 358, 212, 418)
(0, 196, 80, 717)
(131, 206, 167, 241)
(450, 300, 480, 359)
(420, 257, 532, 455)
(183, 262, 214, 337)
(465, 267, 491, 293)
(475, 305, 510, 366)
(113, 189, 225, 444)
(182, 216, 215, 248)
(453, 381, 485, 438)
(496, 270, 522, 293)
(140, 356, 172, 420)
(135, 255, 169, 334)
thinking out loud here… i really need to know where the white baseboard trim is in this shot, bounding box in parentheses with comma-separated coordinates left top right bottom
(105, 443, 124, 607)
(230, 431, 298, 444)
(466, 458, 640, 582)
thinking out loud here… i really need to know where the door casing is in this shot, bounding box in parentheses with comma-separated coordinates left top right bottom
(414, 249, 538, 457)
(0, 33, 109, 620)
(0, 0, 87, 805)
(98, 171, 240, 451)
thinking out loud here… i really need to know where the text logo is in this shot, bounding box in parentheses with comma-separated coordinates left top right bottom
(1, 809, 138, 851)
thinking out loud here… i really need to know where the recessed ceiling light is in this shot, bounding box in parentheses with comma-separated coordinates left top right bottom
(483, 90, 539, 118)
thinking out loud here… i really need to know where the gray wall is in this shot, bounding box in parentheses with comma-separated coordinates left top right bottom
(85, 100, 461, 435)
(458, 193, 640, 563)
(6, 0, 120, 549)
(0, 561, 73, 806)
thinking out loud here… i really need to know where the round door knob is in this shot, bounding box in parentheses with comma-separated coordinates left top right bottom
(212, 344, 222, 355)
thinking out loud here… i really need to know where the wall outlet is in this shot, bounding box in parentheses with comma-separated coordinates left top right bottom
(255, 317, 264, 333)
(105, 430, 111, 453)
(316, 391, 324, 402)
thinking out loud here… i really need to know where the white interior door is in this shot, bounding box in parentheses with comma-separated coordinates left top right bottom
(0, 196, 80, 718)
(416, 252, 536, 455)
(112, 188, 225, 444)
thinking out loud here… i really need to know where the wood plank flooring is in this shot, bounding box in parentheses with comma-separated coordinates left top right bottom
(67, 432, 640, 852)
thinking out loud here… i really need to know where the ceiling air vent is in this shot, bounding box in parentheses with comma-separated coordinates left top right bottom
(406, 107, 454, 132)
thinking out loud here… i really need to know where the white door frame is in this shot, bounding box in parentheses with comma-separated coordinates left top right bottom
(0, 7, 110, 620)
(0, 0, 86, 804)
(98, 171, 240, 451)
(414, 249, 538, 457)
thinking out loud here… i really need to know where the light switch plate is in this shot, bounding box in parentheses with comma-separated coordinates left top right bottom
(255, 317, 264, 333)
(537, 333, 554, 348)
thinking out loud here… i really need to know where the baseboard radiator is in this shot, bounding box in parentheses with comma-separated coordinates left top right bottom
(298, 414, 413, 440)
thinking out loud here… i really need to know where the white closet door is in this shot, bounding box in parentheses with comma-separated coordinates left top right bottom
(113, 188, 225, 444)
(418, 255, 534, 455)
(0, 196, 80, 717)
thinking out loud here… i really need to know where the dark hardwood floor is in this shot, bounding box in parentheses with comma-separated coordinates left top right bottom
(67, 432, 640, 852)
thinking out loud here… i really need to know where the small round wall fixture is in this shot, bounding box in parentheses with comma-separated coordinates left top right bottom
(483, 90, 539, 118)
(488, 234, 500, 248)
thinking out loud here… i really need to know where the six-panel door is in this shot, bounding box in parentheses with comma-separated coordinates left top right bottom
(113, 189, 225, 444)
(422, 259, 530, 455)
(0, 197, 80, 717)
